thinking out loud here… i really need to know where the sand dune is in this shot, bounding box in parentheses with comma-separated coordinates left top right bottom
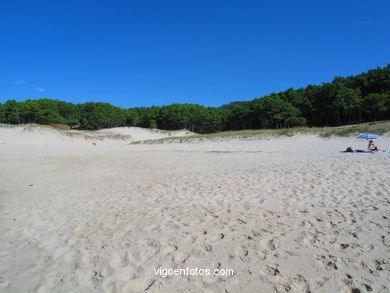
(0, 126, 389, 292)
(0, 124, 193, 146)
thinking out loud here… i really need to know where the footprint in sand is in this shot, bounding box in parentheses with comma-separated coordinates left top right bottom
(261, 238, 278, 250)
(315, 254, 338, 270)
(282, 275, 310, 293)
(0, 277, 10, 288)
(204, 244, 213, 252)
(263, 263, 280, 276)
(91, 271, 104, 288)
(121, 252, 129, 268)
(172, 251, 190, 264)
(255, 250, 267, 261)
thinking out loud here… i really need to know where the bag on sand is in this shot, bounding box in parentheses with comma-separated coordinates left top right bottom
(346, 147, 353, 152)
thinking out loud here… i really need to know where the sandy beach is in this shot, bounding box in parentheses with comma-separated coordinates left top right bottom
(0, 125, 389, 293)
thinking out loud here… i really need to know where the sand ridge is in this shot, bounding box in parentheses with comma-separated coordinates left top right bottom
(0, 124, 194, 146)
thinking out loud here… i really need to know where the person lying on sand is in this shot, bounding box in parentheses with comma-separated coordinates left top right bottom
(343, 146, 385, 153)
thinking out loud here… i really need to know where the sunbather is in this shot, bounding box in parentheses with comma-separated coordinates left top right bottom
(368, 140, 379, 151)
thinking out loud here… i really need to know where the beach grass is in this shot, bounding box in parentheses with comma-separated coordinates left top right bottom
(8, 123, 133, 141)
(133, 121, 390, 144)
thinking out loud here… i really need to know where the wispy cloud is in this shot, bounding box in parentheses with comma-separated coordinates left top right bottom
(15, 80, 26, 85)
(34, 86, 45, 92)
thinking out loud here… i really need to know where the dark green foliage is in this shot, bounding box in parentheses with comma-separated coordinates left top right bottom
(225, 64, 390, 129)
(1, 64, 389, 132)
(78, 102, 127, 129)
(36, 109, 66, 124)
(129, 104, 227, 133)
(149, 119, 158, 129)
(0, 103, 5, 122)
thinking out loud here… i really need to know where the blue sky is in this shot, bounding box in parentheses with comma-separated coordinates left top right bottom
(1, 0, 389, 108)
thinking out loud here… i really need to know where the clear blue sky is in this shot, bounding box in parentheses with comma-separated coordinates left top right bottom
(1, 0, 389, 108)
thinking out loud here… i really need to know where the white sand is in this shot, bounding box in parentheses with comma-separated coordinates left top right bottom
(0, 125, 389, 293)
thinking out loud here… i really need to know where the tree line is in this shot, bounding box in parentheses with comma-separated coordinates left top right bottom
(1, 64, 389, 133)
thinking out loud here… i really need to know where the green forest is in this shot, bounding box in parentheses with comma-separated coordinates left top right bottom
(1, 64, 389, 133)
